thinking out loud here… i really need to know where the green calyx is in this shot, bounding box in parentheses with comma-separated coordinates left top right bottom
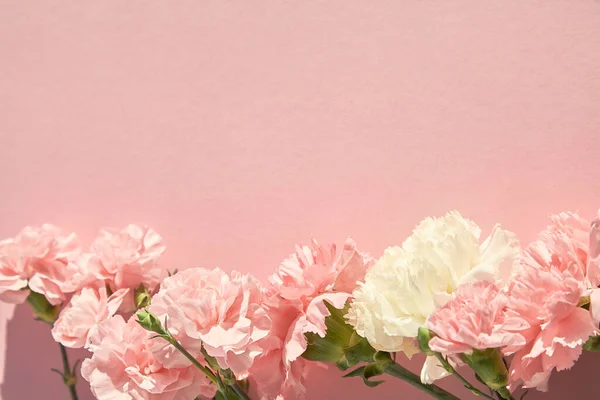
(461, 348, 509, 391)
(417, 327, 435, 356)
(302, 301, 377, 369)
(136, 310, 169, 337)
(584, 335, 600, 352)
(27, 291, 60, 324)
(134, 284, 152, 310)
(302, 301, 393, 387)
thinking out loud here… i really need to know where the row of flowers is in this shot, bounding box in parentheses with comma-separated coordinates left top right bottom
(1, 210, 599, 399)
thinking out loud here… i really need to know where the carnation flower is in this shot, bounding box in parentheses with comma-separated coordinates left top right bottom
(427, 281, 526, 355)
(347, 211, 520, 354)
(11, 225, 86, 305)
(253, 238, 373, 399)
(148, 267, 271, 379)
(504, 212, 600, 392)
(89, 224, 166, 293)
(0, 239, 29, 304)
(51, 287, 129, 348)
(81, 315, 216, 400)
(250, 297, 309, 400)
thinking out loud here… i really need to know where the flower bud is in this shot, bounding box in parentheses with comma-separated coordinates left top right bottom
(134, 284, 152, 309)
(136, 310, 169, 337)
(27, 291, 60, 324)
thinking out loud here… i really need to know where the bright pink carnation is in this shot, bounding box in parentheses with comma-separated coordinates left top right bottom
(252, 238, 373, 399)
(504, 212, 599, 391)
(16, 225, 87, 305)
(89, 224, 166, 292)
(427, 281, 526, 355)
(149, 267, 271, 380)
(0, 239, 29, 304)
(51, 287, 129, 348)
(81, 315, 216, 400)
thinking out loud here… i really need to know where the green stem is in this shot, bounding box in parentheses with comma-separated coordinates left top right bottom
(384, 361, 460, 400)
(58, 343, 79, 400)
(168, 339, 219, 386)
(435, 354, 495, 400)
(230, 381, 251, 400)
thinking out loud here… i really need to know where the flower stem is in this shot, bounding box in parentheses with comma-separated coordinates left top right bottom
(168, 338, 219, 386)
(384, 361, 460, 400)
(58, 343, 79, 400)
(435, 354, 495, 400)
(230, 381, 251, 400)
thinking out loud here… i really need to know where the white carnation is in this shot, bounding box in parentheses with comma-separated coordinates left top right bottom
(346, 210, 519, 353)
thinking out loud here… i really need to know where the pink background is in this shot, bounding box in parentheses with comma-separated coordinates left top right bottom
(1, 1, 600, 399)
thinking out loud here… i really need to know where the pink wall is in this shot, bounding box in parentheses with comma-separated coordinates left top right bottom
(1, 1, 600, 399)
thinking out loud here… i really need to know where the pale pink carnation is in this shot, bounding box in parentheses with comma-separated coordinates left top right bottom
(268, 238, 373, 302)
(17, 225, 87, 305)
(250, 297, 309, 400)
(272, 239, 374, 361)
(81, 315, 216, 400)
(148, 267, 271, 380)
(51, 287, 129, 349)
(0, 239, 29, 304)
(426, 281, 526, 354)
(504, 212, 599, 392)
(253, 238, 373, 399)
(89, 224, 166, 292)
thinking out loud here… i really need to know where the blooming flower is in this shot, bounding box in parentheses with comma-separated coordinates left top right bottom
(0, 225, 87, 305)
(89, 224, 166, 293)
(148, 267, 271, 380)
(253, 238, 373, 399)
(427, 281, 526, 355)
(51, 286, 129, 348)
(0, 239, 29, 304)
(347, 211, 519, 385)
(250, 297, 309, 400)
(81, 315, 216, 400)
(504, 212, 600, 392)
(347, 211, 519, 353)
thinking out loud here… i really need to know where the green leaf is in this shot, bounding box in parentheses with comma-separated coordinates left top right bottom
(343, 366, 366, 378)
(363, 378, 385, 387)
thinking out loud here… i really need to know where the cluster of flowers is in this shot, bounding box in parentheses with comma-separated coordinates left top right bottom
(0, 210, 599, 400)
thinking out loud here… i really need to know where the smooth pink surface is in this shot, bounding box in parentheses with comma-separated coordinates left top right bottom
(1, 1, 600, 399)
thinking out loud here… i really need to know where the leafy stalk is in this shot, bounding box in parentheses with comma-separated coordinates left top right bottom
(384, 361, 460, 400)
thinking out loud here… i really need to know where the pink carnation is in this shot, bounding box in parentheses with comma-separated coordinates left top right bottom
(426, 281, 526, 355)
(89, 224, 166, 292)
(148, 267, 271, 380)
(51, 287, 129, 349)
(504, 212, 599, 391)
(81, 315, 216, 400)
(0, 239, 29, 304)
(268, 238, 372, 302)
(250, 298, 309, 400)
(14, 225, 87, 305)
(252, 238, 373, 399)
